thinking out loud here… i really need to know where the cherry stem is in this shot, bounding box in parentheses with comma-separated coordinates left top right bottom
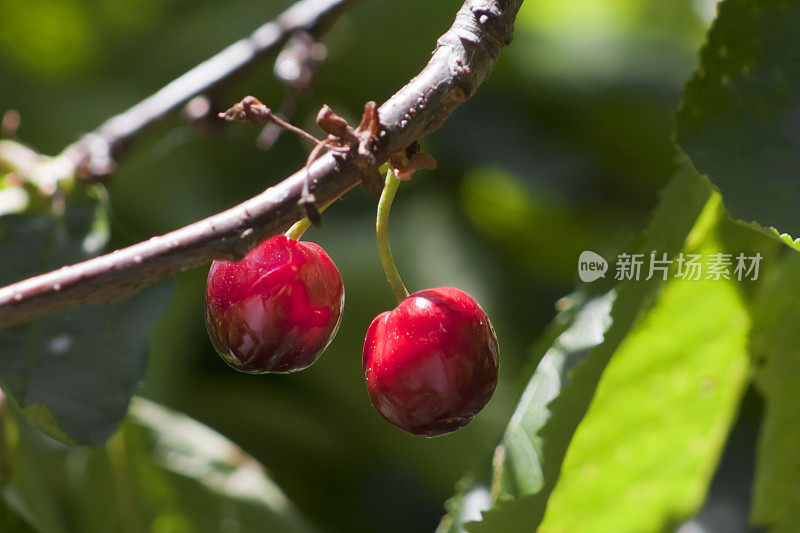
(376, 167, 410, 303)
(285, 201, 331, 240)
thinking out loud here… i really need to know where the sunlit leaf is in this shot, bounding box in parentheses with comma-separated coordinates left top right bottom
(540, 274, 749, 531)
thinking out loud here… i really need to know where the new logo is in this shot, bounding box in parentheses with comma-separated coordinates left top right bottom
(578, 251, 608, 282)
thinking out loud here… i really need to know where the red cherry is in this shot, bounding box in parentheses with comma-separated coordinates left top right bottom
(205, 234, 344, 373)
(362, 287, 499, 436)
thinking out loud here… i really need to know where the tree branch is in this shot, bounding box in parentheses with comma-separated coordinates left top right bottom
(53, 0, 357, 181)
(0, 0, 524, 329)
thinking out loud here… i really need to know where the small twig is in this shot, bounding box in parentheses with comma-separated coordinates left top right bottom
(218, 96, 324, 145)
(0, 0, 523, 328)
(269, 111, 323, 145)
(219, 95, 363, 227)
(257, 98, 298, 150)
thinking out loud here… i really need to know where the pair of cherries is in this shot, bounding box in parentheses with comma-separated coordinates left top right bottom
(205, 202, 498, 437)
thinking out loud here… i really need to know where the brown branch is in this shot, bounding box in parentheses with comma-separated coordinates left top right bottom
(60, 0, 358, 180)
(0, 0, 524, 329)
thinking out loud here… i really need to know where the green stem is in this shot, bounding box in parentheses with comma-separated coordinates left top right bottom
(285, 201, 331, 240)
(376, 167, 410, 303)
(285, 217, 313, 241)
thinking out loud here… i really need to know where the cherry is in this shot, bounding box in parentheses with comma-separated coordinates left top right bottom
(363, 287, 499, 436)
(205, 234, 344, 373)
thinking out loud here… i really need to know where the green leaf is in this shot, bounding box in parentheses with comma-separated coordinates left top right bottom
(749, 250, 800, 530)
(0, 282, 172, 445)
(490, 289, 617, 502)
(0, 185, 170, 445)
(1, 397, 316, 533)
(447, 156, 714, 532)
(676, 0, 800, 236)
(539, 272, 750, 531)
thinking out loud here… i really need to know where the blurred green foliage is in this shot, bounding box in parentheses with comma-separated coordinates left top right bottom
(2, 0, 782, 531)
(1, 397, 314, 532)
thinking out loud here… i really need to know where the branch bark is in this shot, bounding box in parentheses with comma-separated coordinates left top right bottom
(0, 0, 524, 329)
